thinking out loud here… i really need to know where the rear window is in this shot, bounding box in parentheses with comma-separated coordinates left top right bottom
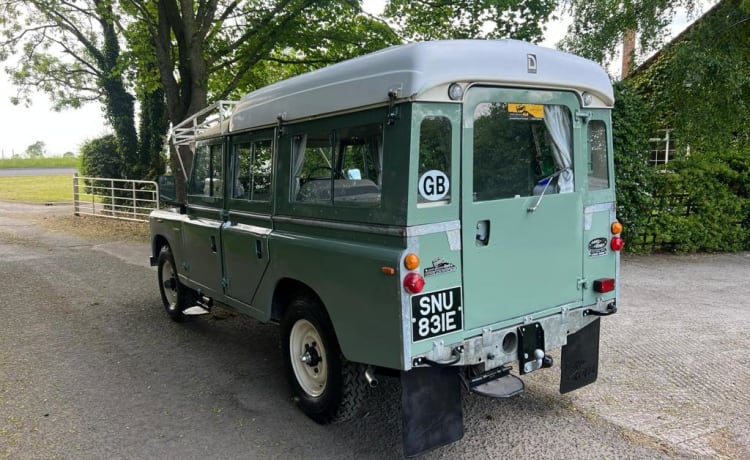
(472, 103, 573, 201)
(588, 121, 610, 190)
(417, 116, 452, 205)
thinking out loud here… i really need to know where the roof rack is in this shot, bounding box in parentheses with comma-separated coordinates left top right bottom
(168, 100, 238, 148)
(166, 100, 238, 179)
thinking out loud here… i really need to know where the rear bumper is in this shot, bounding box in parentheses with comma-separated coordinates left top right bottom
(409, 298, 616, 371)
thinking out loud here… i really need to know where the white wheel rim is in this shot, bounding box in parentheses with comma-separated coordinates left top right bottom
(289, 319, 328, 397)
(162, 258, 178, 310)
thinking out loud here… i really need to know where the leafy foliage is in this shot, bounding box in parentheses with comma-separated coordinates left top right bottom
(560, 0, 699, 67)
(621, 0, 750, 252)
(611, 82, 655, 249)
(649, 151, 749, 252)
(79, 135, 121, 180)
(384, 0, 557, 42)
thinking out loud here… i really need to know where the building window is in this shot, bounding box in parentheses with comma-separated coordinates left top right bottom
(649, 129, 677, 166)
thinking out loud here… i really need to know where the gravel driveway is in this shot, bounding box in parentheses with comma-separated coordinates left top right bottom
(1, 201, 748, 459)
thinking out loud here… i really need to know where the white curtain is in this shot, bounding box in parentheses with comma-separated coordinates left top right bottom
(292, 134, 307, 197)
(543, 105, 574, 193)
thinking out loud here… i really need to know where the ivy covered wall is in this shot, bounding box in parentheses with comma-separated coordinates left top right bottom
(616, 0, 750, 252)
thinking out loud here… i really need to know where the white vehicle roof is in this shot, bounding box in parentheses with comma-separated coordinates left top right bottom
(229, 39, 613, 132)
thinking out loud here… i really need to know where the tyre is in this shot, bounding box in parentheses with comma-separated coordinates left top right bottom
(157, 246, 193, 321)
(281, 297, 366, 424)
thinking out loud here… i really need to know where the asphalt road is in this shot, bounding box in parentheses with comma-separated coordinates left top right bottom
(1, 202, 748, 459)
(0, 168, 77, 177)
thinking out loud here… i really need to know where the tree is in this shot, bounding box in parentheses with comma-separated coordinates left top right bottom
(0, 0, 138, 178)
(120, 0, 399, 194)
(4, 0, 564, 191)
(25, 140, 46, 158)
(560, 0, 702, 66)
(630, 0, 750, 151)
(383, 0, 557, 42)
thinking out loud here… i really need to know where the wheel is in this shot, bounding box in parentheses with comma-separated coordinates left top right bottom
(281, 297, 366, 424)
(157, 246, 193, 321)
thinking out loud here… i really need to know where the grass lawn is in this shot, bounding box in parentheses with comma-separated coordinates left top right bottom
(0, 174, 73, 202)
(0, 157, 78, 169)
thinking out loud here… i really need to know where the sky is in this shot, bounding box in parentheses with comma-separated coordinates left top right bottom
(0, 0, 713, 159)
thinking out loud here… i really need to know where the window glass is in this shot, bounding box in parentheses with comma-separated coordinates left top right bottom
(189, 144, 222, 197)
(233, 139, 273, 201)
(472, 103, 572, 201)
(588, 121, 610, 190)
(333, 124, 382, 206)
(417, 117, 452, 205)
(293, 131, 333, 203)
(293, 124, 382, 206)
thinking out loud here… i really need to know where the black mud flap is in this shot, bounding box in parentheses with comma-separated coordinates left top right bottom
(560, 318, 601, 394)
(401, 367, 464, 458)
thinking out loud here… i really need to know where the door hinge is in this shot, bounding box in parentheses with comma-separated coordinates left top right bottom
(577, 277, 588, 290)
(221, 277, 228, 289)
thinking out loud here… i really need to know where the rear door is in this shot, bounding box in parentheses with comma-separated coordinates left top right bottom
(461, 87, 584, 330)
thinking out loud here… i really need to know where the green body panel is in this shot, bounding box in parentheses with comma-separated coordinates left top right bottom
(221, 212, 271, 316)
(181, 206, 224, 296)
(461, 194, 584, 330)
(405, 229, 465, 357)
(406, 103, 462, 226)
(582, 206, 618, 306)
(254, 221, 407, 368)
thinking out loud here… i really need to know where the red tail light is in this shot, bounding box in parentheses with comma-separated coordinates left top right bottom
(593, 278, 615, 293)
(403, 272, 425, 294)
(610, 236, 624, 251)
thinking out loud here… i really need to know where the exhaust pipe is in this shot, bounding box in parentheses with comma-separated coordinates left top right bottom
(364, 366, 379, 388)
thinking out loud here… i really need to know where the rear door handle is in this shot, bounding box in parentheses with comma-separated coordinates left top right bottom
(210, 235, 217, 253)
(476, 220, 490, 246)
(255, 240, 263, 259)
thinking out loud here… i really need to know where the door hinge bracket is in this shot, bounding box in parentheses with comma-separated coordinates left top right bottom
(221, 277, 228, 289)
(577, 277, 588, 290)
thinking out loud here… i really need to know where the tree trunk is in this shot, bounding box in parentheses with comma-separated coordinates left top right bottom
(97, 0, 139, 179)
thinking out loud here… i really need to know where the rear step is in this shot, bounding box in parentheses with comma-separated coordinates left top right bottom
(462, 365, 525, 398)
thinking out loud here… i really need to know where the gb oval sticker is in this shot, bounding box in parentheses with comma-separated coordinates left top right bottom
(418, 170, 450, 201)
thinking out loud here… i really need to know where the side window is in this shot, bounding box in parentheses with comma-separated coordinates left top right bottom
(293, 123, 382, 206)
(293, 131, 333, 203)
(233, 139, 273, 201)
(472, 103, 573, 201)
(417, 117, 452, 205)
(588, 121, 610, 190)
(333, 124, 382, 206)
(189, 144, 223, 198)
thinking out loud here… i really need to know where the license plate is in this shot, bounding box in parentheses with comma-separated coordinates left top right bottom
(411, 287, 463, 341)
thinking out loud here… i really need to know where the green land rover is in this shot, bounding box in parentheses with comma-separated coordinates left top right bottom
(150, 39, 621, 456)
